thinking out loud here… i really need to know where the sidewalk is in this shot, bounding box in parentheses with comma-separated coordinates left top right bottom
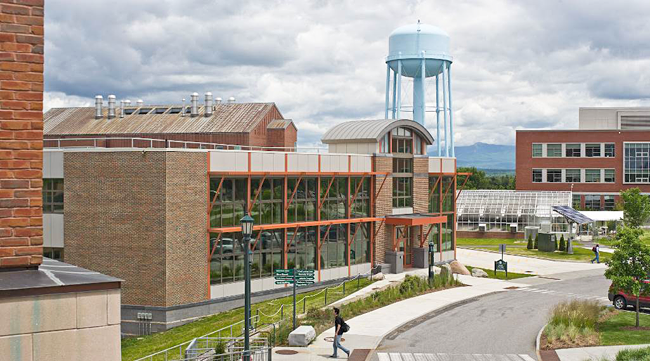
(457, 248, 606, 275)
(273, 273, 524, 360)
(555, 344, 650, 361)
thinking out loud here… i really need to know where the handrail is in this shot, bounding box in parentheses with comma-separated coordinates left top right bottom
(44, 136, 329, 153)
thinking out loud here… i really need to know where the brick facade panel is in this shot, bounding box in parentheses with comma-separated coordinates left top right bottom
(0, 0, 43, 269)
(373, 157, 392, 264)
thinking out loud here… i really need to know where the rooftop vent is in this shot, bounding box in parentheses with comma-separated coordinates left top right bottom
(136, 99, 144, 107)
(120, 100, 126, 118)
(181, 98, 186, 117)
(228, 96, 236, 104)
(190, 93, 199, 117)
(107, 95, 116, 119)
(215, 97, 222, 105)
(95, 95, 103, 119)
(205, 92, 213, 117)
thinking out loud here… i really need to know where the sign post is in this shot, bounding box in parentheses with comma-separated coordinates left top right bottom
(274, 269, 315, 330)
(495, 244, 508, 279)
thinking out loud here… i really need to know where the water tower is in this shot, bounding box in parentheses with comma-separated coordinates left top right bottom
(385, 21, 454, 157)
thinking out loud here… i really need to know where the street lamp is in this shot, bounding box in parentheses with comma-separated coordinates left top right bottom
(240, 213, 254, 361)
(428, 242, 435, 282)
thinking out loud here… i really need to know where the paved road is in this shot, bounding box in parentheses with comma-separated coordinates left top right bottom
(374, 269, 611, 360)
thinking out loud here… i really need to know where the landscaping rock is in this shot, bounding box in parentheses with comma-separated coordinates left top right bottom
(450, 260, 471, 275)
(440, 263, 452, 281)
(288, 325, 316, 347)
(471, 268, 489, 278)
(372, 272, 385, 281)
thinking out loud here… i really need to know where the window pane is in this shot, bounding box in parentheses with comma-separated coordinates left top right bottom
(585, 169, 601, 183)
(547, 144, 562, 157)
(565, 169, 581, 183)
(532, 144, 542, 157)
(565, 144, 581, 157)
(585, 144, 601, 157)
(605, 144, 615, 157)
(532, 169, 542, 183)
(547, 169, 562, 183)
(604, 169, 615, 183)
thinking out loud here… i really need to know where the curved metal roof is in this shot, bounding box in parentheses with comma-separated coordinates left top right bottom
(321, 119, 434, 144)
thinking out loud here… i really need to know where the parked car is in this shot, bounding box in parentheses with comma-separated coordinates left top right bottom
(608, 280, 650, 310)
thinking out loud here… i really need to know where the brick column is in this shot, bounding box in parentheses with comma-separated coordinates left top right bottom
(0, 1, 44, 269)
(373, 156, 392, 264)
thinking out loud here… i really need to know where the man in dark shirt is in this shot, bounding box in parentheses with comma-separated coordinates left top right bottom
(331, 307, 350, 358)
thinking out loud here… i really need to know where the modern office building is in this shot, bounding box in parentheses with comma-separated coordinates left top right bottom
(517, 107, 650, 210)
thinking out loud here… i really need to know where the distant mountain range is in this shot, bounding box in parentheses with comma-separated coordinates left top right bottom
(430, 142, 515, 171)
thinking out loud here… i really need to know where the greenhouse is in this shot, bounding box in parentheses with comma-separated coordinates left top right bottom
(456, 190, 572, 234)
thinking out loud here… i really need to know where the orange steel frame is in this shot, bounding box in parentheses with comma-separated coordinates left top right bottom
(207, 170, 386, 291)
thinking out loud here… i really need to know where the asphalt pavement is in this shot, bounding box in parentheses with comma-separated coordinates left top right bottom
(373, 268, 611, 360)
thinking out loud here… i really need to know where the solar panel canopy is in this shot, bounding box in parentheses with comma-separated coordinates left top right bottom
(552, 206, 594, 224)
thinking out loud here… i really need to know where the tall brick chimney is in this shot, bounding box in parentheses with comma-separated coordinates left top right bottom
(0, 0, 45, 269)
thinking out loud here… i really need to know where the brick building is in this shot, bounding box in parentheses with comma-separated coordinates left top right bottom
(0, 2, 122, 360)
(43, 117, 459, 334)
(517, 107, 650, 210)
(43, 94, 297, 150)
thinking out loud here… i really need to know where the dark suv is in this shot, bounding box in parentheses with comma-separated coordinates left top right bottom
(608, 280, 650, 310)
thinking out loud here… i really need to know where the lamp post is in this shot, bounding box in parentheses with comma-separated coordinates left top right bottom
(240, 213, 254, 361)
(428, 242, 434, 282)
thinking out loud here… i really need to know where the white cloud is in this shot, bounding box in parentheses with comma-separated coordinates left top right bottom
(44, 0, 650, 146)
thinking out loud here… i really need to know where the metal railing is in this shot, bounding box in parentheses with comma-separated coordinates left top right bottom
(184, 337, 271, 361)
(134, 273, 370, 361)
(44, 137, 328, 153)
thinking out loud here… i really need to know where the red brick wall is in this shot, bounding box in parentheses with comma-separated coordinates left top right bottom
(373, 156, 392, 264)
(0, 0, 44, 269)
(516, 130, 650, 194)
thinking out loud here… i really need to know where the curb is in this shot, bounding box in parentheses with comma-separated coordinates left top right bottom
(535, 323, 546, 361)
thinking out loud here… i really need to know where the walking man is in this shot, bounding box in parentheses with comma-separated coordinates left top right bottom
(591, 243, 600, 264)
(331, 307, 350, 358)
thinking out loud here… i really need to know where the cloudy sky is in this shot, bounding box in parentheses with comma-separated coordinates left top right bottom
(44, 0, 650, 147)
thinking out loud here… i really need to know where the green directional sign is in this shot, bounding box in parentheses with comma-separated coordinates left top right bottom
(274, 269, 293, 276)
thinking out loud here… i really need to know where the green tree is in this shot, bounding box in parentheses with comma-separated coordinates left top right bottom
(527, 234, 533, 250)
(620, 188, 650, 228)
(559, 235, 566, 252)
(605, 227, 650, 327)
(534, 234, 539, 249)
(456, 167, 515, 190)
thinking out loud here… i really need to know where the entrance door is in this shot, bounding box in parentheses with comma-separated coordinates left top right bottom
(396, 226, 413, 267)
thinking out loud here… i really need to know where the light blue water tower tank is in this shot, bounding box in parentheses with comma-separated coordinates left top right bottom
(385, 21, 454, 157)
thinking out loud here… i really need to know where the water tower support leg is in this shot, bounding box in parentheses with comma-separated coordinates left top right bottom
(420, 53, 426, 127)
(396, 59, 402, 120)
(385, 64, 391, 119)
(392, 71, 398, 119)
(436, 73, 440, 156)
(442, 61, 448, 157)
(447, 62, 454, 157)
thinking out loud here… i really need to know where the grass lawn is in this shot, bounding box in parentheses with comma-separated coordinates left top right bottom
(121, 277, 372, 361)
(465, 265, 535, 280)
(465, 243, 611, 263)
(599, 311, 650, 346)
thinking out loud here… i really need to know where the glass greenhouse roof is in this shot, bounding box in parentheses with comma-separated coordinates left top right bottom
(457, 190, 572, 218)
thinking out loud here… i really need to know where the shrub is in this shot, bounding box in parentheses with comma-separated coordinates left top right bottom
(527, 235, 533, 250)
(616, 346, 650, 361)
(555, 237, 559, 251)
(559, 235, 566, 252)
(534, 234, 539, 249)
(544, 300, 602, 348)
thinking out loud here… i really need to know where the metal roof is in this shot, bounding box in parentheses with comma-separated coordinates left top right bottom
(552, 206, 594, 224)
(44, 103, 283, 135)
(321, 119, 434, 144)
(267, 119, 294, 129)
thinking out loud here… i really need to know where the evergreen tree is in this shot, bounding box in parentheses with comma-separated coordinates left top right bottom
(559, 235, 566, 252)
(534, 234, 539, 249)
(527, 234, 533, 250)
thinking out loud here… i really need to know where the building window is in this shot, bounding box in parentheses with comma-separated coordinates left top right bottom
(624, 143, 650, 183)
(393, 158, 413, 174)
(565, 144, 581, 157)
(210, 178, 247, 228)
(604, 196, 615, 211)
(441, 176, 454, 212)
(565, 169, 581, 183)
(249, 178, 284, 225)
(429, 176, 440, 213)
(585, 144, 601, 157)
(320, 177, 347, 220)
(532, 169, 542, 183)
(43, 179, 64, 213)
(547, 169, 562, 183)
(287, 178, 317, 223)
(585, 169, 601, 183)
(604, 169, 615, 183)
(441, 214, 455, 251)
(43, 247, 64, 261)
(584, 195, 601, 210)
(572, 194, 581, 209)
(350, 223, 370, 265)
(393, 177, 412, 208)
(350, 177, 370, 218)
(391, 127, 413, 154)
(380, 133, 389, 153)
(605, 143, 615, 157)
(532, 144, 542, 157)
(546, 144, 562, 157)
(414, 136, 423, 155)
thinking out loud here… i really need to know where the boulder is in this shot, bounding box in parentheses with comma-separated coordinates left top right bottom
(372, 272, 385, 281)
(288, 325, 316, 347)
(471, 268, 489, 278)
(439, 263, 452, 282)
(450, 260, 471, 275)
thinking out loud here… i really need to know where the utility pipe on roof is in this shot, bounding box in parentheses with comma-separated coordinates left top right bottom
(191, 92, 199, 117)
(181, 98, 185, 117)
(107, 95, 116, 119)
(205, 92, 213, 117)
(95, 95, 103, 119)
(136, 99, 143, 107)
(120, 100, 126, 118)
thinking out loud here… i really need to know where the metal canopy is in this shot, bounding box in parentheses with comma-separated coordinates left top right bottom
(552, 206, 594, 224)
(385, 213, 447, 226)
